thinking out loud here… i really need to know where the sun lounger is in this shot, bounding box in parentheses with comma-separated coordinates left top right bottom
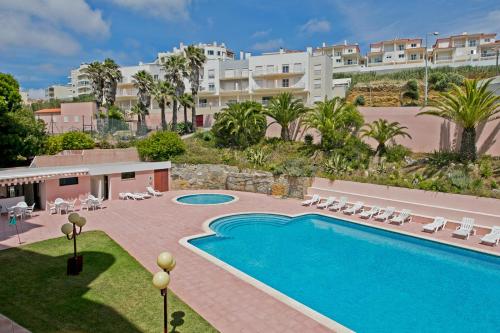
(374, 207, 395, 222)
(329, 197, 347, 211)
(147, 186, 163, 197)
(301, 194, 320, 206)
(359, 206, 380, 219)
(136, 192, 151, 199)
(422, 217, 447, 233)
(343, 201, 364, 215)
(452, 217, 476, 239)
(390, 209, 412, 225)
(317, 197, 336, 209)
(480, 226, 500, 246)
(119, 193, 128, 200)
(126, 193, 144, 200)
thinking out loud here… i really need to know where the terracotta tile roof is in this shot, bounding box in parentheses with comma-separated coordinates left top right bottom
(35, 108, 61, 114)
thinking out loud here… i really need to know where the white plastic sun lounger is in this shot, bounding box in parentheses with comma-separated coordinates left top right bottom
(126, 192, 144, 200)
(343, 201, 364, 215)
(452, 218, 476, 239)
(147, 186, 163, 197)
(329, 197, 347, 211)
(118, 193, 128, 200)
(422, 217, 447, 233)
(374, 207, 395, 222)
(390, 209, 412, 225)
(480, 226, 500, 246)
(302, 194, 320, 206)
(359, 206, 380, 219)
(317, 197, 336, 209)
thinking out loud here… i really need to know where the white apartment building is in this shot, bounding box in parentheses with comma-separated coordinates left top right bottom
(314, 42, 364, 70)
(69, 64, 92, 97)
(432, 32, 498, 65)
(45, 84, 74, 100)
(366, 38, 425, 68)
(155, 41, 234, 65)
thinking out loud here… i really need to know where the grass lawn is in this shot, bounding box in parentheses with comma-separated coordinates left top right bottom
(0, 231, 217, 333)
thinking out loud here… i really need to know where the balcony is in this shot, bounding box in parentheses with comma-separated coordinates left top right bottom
(253, 82, 305, 92)
(220, 70, 249, 80)
(116, 88, 138, 99)
(252, 66, 305, 78)
(199, 86, 216, 95)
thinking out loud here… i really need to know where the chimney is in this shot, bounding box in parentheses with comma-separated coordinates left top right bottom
(240, 51, 244, 60)
(322, 42, 326, 47)
(344, 40, 347, 45)
(279, 47, 284, 54)
(307, 47, 312, 54)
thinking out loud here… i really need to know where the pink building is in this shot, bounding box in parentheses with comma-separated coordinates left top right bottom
(35, 102, 97, 134)
(0, 149, 170, 211)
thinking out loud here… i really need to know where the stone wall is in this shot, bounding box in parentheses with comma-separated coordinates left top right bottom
(170, 163, 311, 199)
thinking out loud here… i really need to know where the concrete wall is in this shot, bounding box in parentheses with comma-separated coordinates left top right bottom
(43, 175, 91, 208)
(32, 148, 140, 167)
(108, 170, 153, 200)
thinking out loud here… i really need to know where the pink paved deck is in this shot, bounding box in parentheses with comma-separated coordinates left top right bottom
(0, 190, 498, 333)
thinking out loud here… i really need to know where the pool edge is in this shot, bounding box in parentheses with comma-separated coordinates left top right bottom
(172, 193, 239, 206)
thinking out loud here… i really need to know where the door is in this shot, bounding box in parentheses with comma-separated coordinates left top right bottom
(154, 169, 169, 192)
(103, 176, 109, 200)
(196, 115, 204, 128)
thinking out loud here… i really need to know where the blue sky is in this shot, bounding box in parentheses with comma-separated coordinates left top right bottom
(1, 0, 499, 97)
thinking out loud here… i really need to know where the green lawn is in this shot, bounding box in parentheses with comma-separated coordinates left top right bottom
(0, 231, 217, 333)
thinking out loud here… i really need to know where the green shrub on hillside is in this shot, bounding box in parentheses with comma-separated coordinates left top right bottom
(137, 131, 185, 161)
(354, 95, 365, 106)
(385, 144, 411, 163)
(44, 135, 63, 155)
(61, 131, 95, 150)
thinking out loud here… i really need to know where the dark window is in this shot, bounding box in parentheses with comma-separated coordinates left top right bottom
(121, 172, 135, 180)
(59, 177, 78, 186)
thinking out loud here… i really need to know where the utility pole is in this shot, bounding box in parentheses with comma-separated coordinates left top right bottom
(424, 32, 439, 106)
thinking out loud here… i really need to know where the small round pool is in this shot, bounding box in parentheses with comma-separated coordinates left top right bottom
(175, 193, 236, 205)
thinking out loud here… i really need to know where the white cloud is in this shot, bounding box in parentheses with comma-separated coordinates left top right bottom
(110, 0, 192, 21)
(0, 0, 110, 56)
(299, 19, 331, 34)
(252, 29, 272, 38)
(252, 38, 284, 51)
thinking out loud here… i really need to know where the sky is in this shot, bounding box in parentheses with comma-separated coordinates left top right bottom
(0, 0, 499, 98)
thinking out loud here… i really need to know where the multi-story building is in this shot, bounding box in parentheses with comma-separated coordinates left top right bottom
(366, 38, 426, 68)
(69, 64, 92, 97)
(314, 42, 363, 70)
(432, 32, 497, 65)
(45, 84, 74, 100)
(155, 41, 234, 65)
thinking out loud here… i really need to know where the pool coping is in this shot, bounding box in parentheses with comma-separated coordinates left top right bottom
(171, 193, 239, 206)
(180, 210, 499, 333)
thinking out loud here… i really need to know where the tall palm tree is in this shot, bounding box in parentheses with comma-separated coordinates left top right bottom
(185, 45, 207, 132)
(132, 70, 153, 125)
(418, 79, 500, 161)
(102, 58, 122, 110)
(264, 92, 308, 141)
(163, 54, 188, 130)
(361, 119, 412, 157)
(304, 97, 364, 149)
(179, 93, 194, 125)
(83, 62, 105, 109)
(151, 80, 174, 129)
(212, 101, 267, 148)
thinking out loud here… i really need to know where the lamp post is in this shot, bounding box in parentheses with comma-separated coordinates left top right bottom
(61, 212, 86, 275)
(152, 252, 176, 333)
(424, 31, 439, 105)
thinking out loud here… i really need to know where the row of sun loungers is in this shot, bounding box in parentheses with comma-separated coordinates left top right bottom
(301, 195, 500, 246)
(119, 187, 163, 200)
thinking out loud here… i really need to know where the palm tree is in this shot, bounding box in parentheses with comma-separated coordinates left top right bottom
(185, 45, 207, 131)
(102, 58, 122, 109)
(212, 101, 267, 148)
(304, 97, 364, 149)
(83, 62, 105, 109)
(179, 93, 194, 125)
(361, 119, 412, 157)
(163, 54, 188, 130)
(264, 92, 308, 141)
(151, 80, 174, 129)
(132, 70, 153, 125)
(418, 79, 500, 161)
(130, 103, 145, 125)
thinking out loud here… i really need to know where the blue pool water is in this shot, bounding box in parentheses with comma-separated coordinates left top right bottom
(176, 193, 235, 205)
(189, 213, 500, 332)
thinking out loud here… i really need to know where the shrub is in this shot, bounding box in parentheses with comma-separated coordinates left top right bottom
(427, 150, 461, 167)
(245, 147, 267, 167)
(479, 156, 493, 178)
(95, 140, 114, 149)
(61, 131, 95, 150)
(385, 144, 411, 163)
(137, 131, 186, 161)
(176, 122, 193, 136)
(447, 169, 471, 190)
(304, 134, 314, 145)
(354, 95, 365, 106)
(44, 135, 63, 155)
(271, 158, 315, 177)
(323, 153, 349, 175)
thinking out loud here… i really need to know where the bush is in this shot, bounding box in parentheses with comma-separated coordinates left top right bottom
(323, 153, 349, 176)
(428, 150, 462, 167)
(245, 147, 267, 167)
(176, 122, 193, 136)
(271, 158, 315, 177)
(61, 131, 95, 150)
(385, 144, 411, 163)
(44, 135, 63, 155)
(353, 95, 365, 106)
(304, 134, 314, 145)
(137, 131, 185, 161)
(479, 156, 493, 178)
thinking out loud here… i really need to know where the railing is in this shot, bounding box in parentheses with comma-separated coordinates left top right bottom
(253, 66, 304, 76)
(221, 70, 249, 79)
(254, 82, 305, 90)
(199, 86, 216, 92)
(117, 88, 138, 97)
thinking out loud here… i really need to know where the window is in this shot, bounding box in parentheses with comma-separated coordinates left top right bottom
(199, 98, 208, 107)
(208, 83, 215, 91)
(262, 96, 272, 106)
(386, 55, 392, 59)
(121, 172, 135, 180)
(348, 48, 353, 53)
(217, 51, 221, 56)
(336, 59, 342, 63)
(398, 44, 405, 51)
(398, 54, 405, 59)
(468, 40, 477, 47)
(282, 64, 289, 73)
(313, 95, 322, 103)
(63, 116, 69, 123)
(410, 54, 417, 60)
(313, 64, 322, 75)
(313, 78, 321, 89)
(347, 59, 353, 65)
(207, 50, 214, 55)
(208, 69, 215, 79)
(282, 79, 289, 87)
(470, 50, 475, 55)
(153, 74, 159, 81)
(335, 51, 342, 56)
(59, 177, 78, 186)
(484, 38, 491, 43)
(74, 116, 79, 122)
(410, 43, 417, 48)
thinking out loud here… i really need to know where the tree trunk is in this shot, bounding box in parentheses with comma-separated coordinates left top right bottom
(280, 125, 289, 141)
(460, 127, 477, 161)
(192, 99, 197, 132)
(160, 102, 166, 129)
(172, 100, 178, 130)
(183, 105, 188, 124)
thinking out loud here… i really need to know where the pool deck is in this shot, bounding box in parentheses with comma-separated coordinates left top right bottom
(0, 190, 498, 333)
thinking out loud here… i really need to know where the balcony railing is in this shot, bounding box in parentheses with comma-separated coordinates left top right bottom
(254, 82, 305, 90)
(221, 70, 249, 79)
(199, 86, 216, 93)
(117, 88, 138, 97)
(253, 66, 304, 76)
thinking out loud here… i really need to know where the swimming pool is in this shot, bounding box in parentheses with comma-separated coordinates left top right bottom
(175, 193, 236, 205)
(188, 213, 500, 332)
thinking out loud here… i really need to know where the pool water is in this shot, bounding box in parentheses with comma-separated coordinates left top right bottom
(176, 194, 235, 205)
(189, 213, 500, 333)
